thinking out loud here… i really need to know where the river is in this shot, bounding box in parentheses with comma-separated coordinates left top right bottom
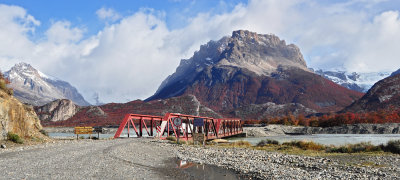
(230, 134, 400, 146)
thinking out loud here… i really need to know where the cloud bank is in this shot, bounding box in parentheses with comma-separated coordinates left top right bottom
(1, 0, 400, 104)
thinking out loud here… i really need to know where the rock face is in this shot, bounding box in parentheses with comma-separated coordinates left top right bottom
(0, 88, 43, 140)
(231, 102, 316, 120)
(314, 69, 391, 93)
(5, 63, 90, 106)
(42, 95, 221, 127)
(147, 30, 363, 113)
(294, 123, 400, 134)
(34, 99, 80, 122)
(345, 73, 400, 112)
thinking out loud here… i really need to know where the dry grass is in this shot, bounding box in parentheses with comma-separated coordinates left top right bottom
(282, 140, 325, 151)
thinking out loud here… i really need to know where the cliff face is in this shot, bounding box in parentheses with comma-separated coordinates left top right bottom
(0, 90, 43, 140)
(35, 99, 80, 122)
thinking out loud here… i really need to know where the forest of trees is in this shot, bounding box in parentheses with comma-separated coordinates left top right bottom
(243, 106, 400, 127)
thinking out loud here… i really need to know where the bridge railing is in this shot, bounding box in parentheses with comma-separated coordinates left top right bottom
(114, 112, 242, 140)
(113, 114, 163, 138)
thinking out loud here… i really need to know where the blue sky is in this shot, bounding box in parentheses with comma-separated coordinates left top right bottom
(1, 0, 400, 104)
(1, 0, 246, 39)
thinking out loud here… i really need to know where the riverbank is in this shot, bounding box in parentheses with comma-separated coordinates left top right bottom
(176, 141, 400, 179)
(43, 127, 118, 134)
(244, 123, 400, 137)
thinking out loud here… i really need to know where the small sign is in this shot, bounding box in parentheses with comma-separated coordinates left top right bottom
(193, 133, 205, 143)
(172, 117, 182, 127)
(74, 127, 93, 134)
(193, 118, 204, 127)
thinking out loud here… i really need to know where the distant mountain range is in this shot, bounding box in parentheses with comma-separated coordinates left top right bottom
(4, 63, 90, 106)
(313, 69, 391, 93)
(22, 30, 400, 126)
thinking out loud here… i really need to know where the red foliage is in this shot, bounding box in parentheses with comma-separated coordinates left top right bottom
(243, 107, 400, 127)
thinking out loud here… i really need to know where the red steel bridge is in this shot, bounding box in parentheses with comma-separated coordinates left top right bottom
(114, 113, 244, 141)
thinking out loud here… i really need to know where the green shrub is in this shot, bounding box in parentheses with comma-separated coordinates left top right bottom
(7, 132, 23, 144)
(0, 79, 6, 91)
(166, 136, 176, 141)
(326, 142, 381, 153)
(283, 140, 325, 151)
(257, 139, 279, 147)
(39, 129, 48, 136)
(0, 79, 13, 96)
(383, 140, 400, 154)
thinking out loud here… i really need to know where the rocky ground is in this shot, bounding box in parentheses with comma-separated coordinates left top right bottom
(243, 125, 304, 137)
(1, 138, 399, 179)
(177, 144, 400, 179)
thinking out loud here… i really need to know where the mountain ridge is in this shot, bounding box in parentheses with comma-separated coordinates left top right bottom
(344, 73, 400, 112)
(4, 63, 90, 106)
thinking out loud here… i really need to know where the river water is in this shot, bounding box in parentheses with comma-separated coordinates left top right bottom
(229, 134, 400, 146)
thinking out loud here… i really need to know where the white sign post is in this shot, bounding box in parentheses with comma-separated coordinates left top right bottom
(172, 117, 182, 144)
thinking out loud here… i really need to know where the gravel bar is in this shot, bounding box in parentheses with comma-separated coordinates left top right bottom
(1, 138, 399, 179)
(176, 145, 400, 179)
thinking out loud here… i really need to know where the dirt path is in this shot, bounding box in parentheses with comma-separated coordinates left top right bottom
(0, 138, 189, 180)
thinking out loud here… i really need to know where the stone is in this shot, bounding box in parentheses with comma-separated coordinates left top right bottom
(0, 144, 6, 149)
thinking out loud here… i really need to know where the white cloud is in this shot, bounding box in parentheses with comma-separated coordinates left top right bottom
(1, 1, 400, 104)
(46, 21, 84, 43)
(96, 7, 121, 22)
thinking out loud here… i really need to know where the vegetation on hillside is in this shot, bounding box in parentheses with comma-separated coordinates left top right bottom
(0, 72, 13, 95)
(243, 107, 400, 127)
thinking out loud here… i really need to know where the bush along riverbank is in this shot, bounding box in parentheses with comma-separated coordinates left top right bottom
(173, 139, 400, 179)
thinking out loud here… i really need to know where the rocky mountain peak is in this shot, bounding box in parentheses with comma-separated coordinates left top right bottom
(220, 30, 307, 74)
(147, 30, 363, 114)
(5, 62, 90, 106)
(7, 62, 51, 81)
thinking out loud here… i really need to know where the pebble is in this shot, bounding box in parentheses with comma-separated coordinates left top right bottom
(0, 144, 6, 149)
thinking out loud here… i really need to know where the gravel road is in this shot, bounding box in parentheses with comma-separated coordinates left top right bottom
(1, 138, 399, 179)
(0, 138, 190, 180)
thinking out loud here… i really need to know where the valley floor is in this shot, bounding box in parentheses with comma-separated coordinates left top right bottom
(0, 138, 399, 179)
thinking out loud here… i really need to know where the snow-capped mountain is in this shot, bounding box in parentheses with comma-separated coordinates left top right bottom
(313, 69, 391, 93)
(4, 63, 90, 106)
